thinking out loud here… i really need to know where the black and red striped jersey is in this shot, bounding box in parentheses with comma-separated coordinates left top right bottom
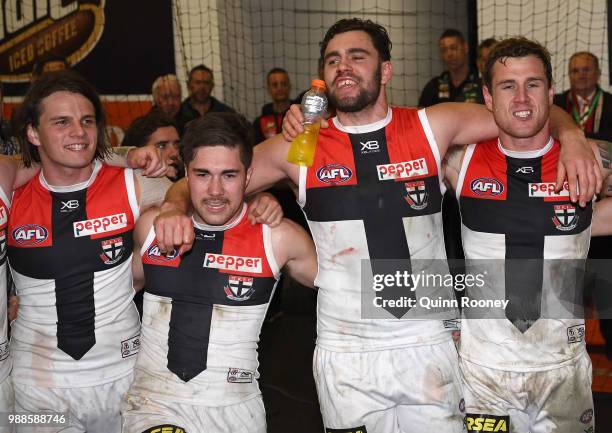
(457, 138, 591, 370)
(129, 204, 279, 406)
(298, 107, 457, 352)
(7, 161, 141, 387)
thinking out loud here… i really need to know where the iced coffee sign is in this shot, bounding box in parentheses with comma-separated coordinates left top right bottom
(0, 0, 105, 82)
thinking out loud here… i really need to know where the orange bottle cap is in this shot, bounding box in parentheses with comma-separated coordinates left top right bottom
(311, 79, 326, 90)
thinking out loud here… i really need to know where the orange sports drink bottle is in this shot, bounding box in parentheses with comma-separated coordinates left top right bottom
(287, 79, 328, 166)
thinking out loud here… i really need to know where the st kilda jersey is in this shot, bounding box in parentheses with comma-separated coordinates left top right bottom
(298, 107, 456, 352)
(7, 161, 141, 387)
(457, 138, 591, 370)
(130, 205, 279, 405)
(0, 186, 11, 385)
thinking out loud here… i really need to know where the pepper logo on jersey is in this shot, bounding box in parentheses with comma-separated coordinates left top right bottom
(11, 224, 48, 246)
(316, 164, 353, 184)
(224, 275, 255, 301)
(528, 182, 570, 198)
(146, 244, 178, 262)
(464, 414, 509, 432)
(470, 178, 504, 196)
(99, 237, 124, 265)
(204, 253, 262, 273)
(377, 158, 428, 181)
(73, 213, 128, 238)
(552, 204, 578, 231)
(404, 181, 428, 210)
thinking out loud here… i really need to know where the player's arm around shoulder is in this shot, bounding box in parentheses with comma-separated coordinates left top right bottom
(0, 154, 39, 191)
(131, 206, 159, 292)
(249, 133, 300, 194)
(424, 102, 498, 157)
(270, 218, 317, 288)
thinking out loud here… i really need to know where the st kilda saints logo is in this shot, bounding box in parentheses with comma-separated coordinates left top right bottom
(99, 237, 124, 265)
(0, 0, 105, 82)
(552, 204, 578, 231)
(404, 180, 428, 210)
(224, 275, 255, 301)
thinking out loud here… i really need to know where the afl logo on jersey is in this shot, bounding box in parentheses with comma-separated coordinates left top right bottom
(11, 224, 48, 246)
(316, 164, 353, 184)
(470, 178, 504, 196)
(146, 244, 178, 262)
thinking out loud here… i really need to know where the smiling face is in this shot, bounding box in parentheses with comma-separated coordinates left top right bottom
(323, 30, 390, 113)
(484, 55, 553, 149)
(27, 90, 98, 183)
(187, 145, 252, 226)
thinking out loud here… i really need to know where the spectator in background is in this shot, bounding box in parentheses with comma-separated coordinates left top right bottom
(176, 65, 234, 134)
(122, 112, 182, 184)
(0, 82, 17, 156)
(151, 74, 182, 120)
(253, 68, 292, 143)
(554, 51, 612, 142)
(476, 37, 498, 77)
(31, 55, 68, 82)
(419, 28, 482, 106)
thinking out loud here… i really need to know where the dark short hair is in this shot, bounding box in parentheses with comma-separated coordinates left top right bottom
(188, 64, 214, 82)
(182, 112, 254, 169)
(440, 28, 466, 43)
(15, 69, 109, 167)
(266, 68, 288, 81)
(477, 38, 498, 58)
(483, 37, 553, 92)
(320, 18, 392, 62)
(569, 51, 600, 72)
(31, 55, 68, 78)
(122, 112, 178, 148)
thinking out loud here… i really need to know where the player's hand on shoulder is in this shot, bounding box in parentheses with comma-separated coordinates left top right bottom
(153, 202, 194, 256)
(247, 192, 283, 227)
(557, 132, 602, 207)
(127, 146, 168, 178)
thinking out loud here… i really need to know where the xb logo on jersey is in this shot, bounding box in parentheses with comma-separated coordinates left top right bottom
(99, 237, 124, 265)
(404, 181, 428, 210)
(224, 275, 255, 301)
(360, 140, 379, 153)
(552, 204, 578, 231)
(60, 200, 79, 212)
